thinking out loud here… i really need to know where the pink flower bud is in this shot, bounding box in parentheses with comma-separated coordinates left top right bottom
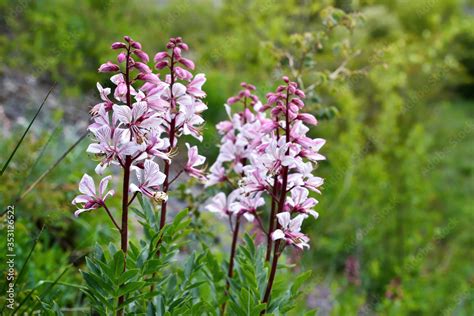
(133, 49, 149, 63)
(174, 66, 192, 80)
(154, 51, 169, 62)
(98, 61, 119, 73)
(289, 85, 296, 94)
(111, 42, 127, 49)
(155, 60, 169, 69)
(297, 113, 318, 125)
(291, 98, 304, 108)
(134, 62, 151, 73)
(179, 57, 195, 70)
(131, 41, 142, 49)
(282, 76, 289, 83)
(179, 43, 189, 51)
(227, 96, 239, 105)
(137, 73, 161, 84)
(124, 35, 131, 42)
(295, 89, 305, 98)
(117, 52, 126, 63)
(173, 47, 181, 56)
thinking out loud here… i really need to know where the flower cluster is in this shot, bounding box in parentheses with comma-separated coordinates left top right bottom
(207, 76, 325, 251)
(72, 36, 207, 219)
(206, 82, 267, 224)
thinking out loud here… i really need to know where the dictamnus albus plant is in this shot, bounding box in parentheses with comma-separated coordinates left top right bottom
(206, 76, 325, 312)
(71, 36, 206, 314)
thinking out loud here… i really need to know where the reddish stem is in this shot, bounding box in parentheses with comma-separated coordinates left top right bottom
(262, 87, 291, 312)
(117, 46, 132, 316)
(265, 176, 278, 261)
(159, 51, 176, 230)
(262, 240, 281, 312)
(221, 215, 241, 314)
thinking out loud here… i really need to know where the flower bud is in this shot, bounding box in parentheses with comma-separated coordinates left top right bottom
(111, 42, 127, 49)
(133, 49, 149, 63)
(295, 89, 305, 98)
(297, 113, 318, 125)
(117, 52, 126, 63)
(134, 62, 151, 74)
(179, 57, 195, 70)
(131, 41, 142, 49)
(227, 96, 239, 105)
(179, 43, 189, 51)
(155, 60, 169, 69)
(154, 51, 169, 62)
(98, 61, 120, 73)
(173, 47, 181, 56)
(282, 76, 289, 83)
(174, 66, 192, 80)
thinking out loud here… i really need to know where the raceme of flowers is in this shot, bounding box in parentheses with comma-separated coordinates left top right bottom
(72, 35, 207, 220)
(206, 77, 325, 251)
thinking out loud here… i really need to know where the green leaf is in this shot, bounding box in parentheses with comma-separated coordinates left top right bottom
(113, 250, 125, 278)
(117, 281, 145, 297)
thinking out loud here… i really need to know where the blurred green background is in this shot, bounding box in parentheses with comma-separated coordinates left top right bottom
(0, 0, 473, 314)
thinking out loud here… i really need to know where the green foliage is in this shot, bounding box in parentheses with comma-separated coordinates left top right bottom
(1, 0, 473, 314)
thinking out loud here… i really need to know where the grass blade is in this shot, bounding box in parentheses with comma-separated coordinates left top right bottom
(15, 131, 88, 203)
(0, 83, 56, 176)
(0, 226, 44, 313)
(22, 266, 70, 314)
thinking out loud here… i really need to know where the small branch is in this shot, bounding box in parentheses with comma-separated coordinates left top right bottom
(254, 213, 268, 235)
(102, 203, 121, 232)
(128, 192, 138, 206)
(168, 169, 184, 186)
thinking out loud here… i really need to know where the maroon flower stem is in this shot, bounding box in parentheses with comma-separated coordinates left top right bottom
(159, 51, 176, 231)
(266, 115, 282, 262)
(265, 176, 278, 262)
(117, 46, 133, 316)
(262, 88, 291, 312)
(261, 240, 281, 313)
(221, 214, 242, 314)
(102, 203, 121, 232)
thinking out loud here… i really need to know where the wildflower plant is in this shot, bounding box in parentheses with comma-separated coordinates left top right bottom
(72, 35, 323, 315)
(72, 36, 207, 314)
(206, 77, 325, 313)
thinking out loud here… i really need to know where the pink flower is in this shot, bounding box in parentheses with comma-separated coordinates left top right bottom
(110, 74, 135, 102)
(271, 212, 310, 249)
(285, 187, 319, 219)
(187, 74, 206, 98)
(184, 143, 206, 180)
(176, 101, 205, 141)
(205, 190, 240, 217)
(143, 130, 170, 162)
(130, 159, 167, 202)
(87, 126, 141, 174)
(113, 103, 161, 142)
(230, 193, 265, 222)
(205, 163, 226, 187)
(72, 174, 114, 217)
(90, 83, 114, 115)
